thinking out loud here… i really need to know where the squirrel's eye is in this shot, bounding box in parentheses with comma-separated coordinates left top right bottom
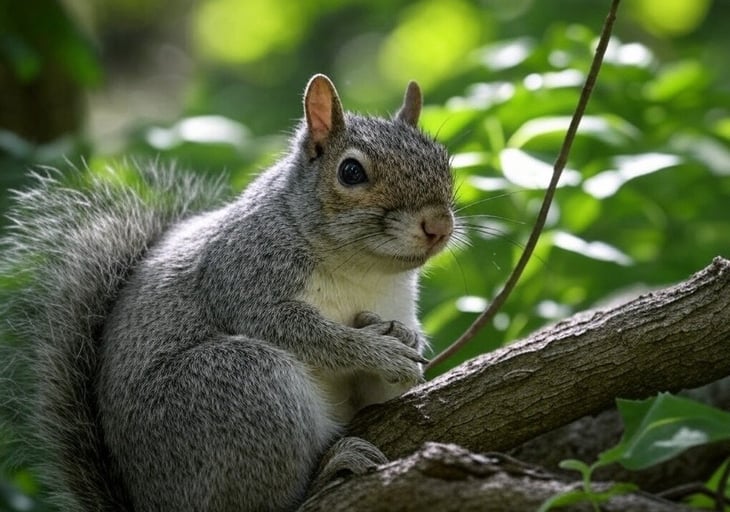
(338, 158, 368, 186)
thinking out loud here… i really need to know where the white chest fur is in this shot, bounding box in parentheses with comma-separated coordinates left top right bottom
(296, 265, 421, 423)
(298, 265, 419, 328)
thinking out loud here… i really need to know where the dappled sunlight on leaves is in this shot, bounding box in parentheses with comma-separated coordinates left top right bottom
(583, 153, 682, 199)
(193, 0, 306, 63)
(379, 0, 488, 89)
(499, 148, 581, 189)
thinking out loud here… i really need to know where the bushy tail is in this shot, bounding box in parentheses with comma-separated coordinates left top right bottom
(0, 162, 229, 511)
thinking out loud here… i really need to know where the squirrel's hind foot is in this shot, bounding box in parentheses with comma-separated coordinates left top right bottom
(305, 436, 387, 499)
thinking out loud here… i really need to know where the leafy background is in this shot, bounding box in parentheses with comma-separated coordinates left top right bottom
(1, 0, 728, 509)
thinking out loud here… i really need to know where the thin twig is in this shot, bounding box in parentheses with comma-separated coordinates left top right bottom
(427, 0, 622, 372)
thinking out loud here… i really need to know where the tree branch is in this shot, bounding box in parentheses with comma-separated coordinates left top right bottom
(349, 257, 730, 460)
(301, 443, 694, 512)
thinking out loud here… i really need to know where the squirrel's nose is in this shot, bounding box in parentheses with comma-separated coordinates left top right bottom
(421, 214, 453, 247)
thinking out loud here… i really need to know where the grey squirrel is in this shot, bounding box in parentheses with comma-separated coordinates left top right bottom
(0, 74, 454, 511)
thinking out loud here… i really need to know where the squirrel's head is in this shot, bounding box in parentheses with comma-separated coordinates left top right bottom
(295, 74, 454, 272)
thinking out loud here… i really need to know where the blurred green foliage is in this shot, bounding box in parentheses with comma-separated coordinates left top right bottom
(1, 0, 729, 509)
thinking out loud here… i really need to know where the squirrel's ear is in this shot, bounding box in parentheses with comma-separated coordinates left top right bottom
(395, 81, 422, 127)
(304, 74, 345, 154)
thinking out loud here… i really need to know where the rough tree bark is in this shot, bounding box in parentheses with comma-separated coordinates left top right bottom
(300, 443, 694, 512)
(303, 257, 730, 510)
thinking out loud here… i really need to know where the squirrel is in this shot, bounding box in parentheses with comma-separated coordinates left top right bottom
(0, 74, 454, 511)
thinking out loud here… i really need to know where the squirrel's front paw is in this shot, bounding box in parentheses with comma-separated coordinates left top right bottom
(353, 319, 426, 386)
(354, 311, 426, 351)
(371, 340, 426, 386)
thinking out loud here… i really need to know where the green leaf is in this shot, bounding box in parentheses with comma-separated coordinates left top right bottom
(644, 60, 709, 101)
(559, 458, 594, 492)
(599, 393, 730, 471)
(507, 115, 640, 149)
(558, 459, 592, 474)
(537, 489, 590, 512)
(499, 148, 582, 189)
